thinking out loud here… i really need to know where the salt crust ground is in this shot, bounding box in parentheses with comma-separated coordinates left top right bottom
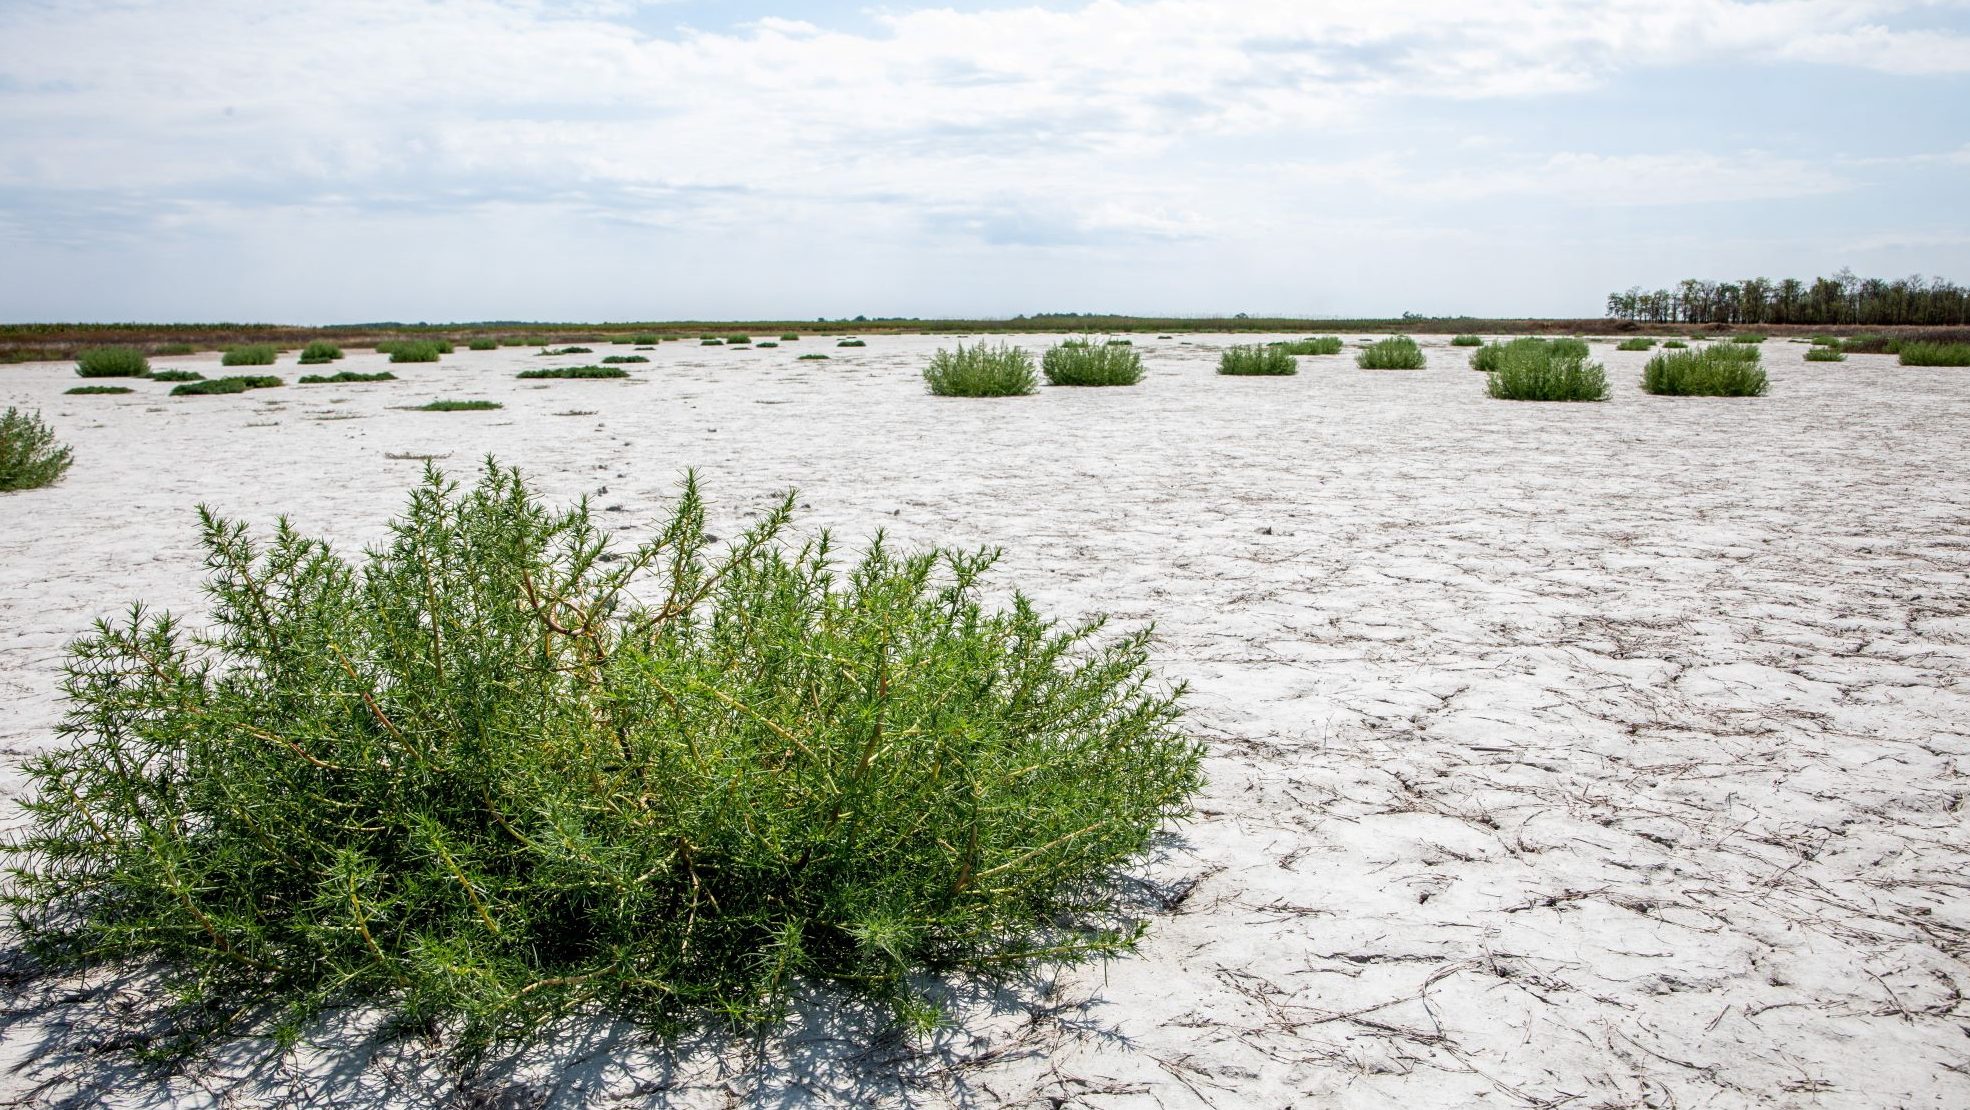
(1, 336, 1965, 1108)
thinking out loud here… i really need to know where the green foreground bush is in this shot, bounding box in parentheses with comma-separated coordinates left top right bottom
(2, 462, 1200, 1058)
(0, 407, 74, 490)
(76, 347, 150, 378)
(1642, 346, 1768, 396)
(1486, 341, 1609, 401)
(1217, 345, 1297, 376)
(1042, 341, 1143, 386)
(222, 344, 279, 367)
(924, 342, 1036, 396)
(1897, 342, 1970, 366)
(1356, 336, 1427, 369)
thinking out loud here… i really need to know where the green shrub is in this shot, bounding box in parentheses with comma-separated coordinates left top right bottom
(1663, 340, 1689, 349)
(1271, 337, 1344, 356)
(1105, 338, 1133, 347)
(837, 339, 867, 348)
(1, 462, 1200, 1060)
(755, 342, 778, 349)
(300, 341, 345, 364)
(75, 347, 150, 378)
(698, 334, 721, 342)
(222, 344, 279, 367)
(154, 343, 197, 356)
(1450, 335, 1483, 347)
(633, 334, 661, 344)
(1896, 342, 1970, 367)
(923, 342, 1037, 397)
(415, 399, 503, 411)
(170, 376, 283, 397)
(1840, 333, 1891, 353)
(1042, 341, 1144, 387)
(725, 335, 752, 345)
(1809, 335, 1840, 347)
(798, 354, 830, 361)
(469, 338, 499, 351)
(537, 346, 593, 356)
(1356, 337, 1427, 369)
(1642, 347, 1769, 397)
(779, 333, 800, 341)
(149, 370, 205, 383)
(1485, 341, 1609, 401)
(516, 366, 630, 380)
(390, 342, 444, 364)
(599, 355, 649, 364)
(1471, 337, 1588, 372)
(1616, 338, 1656, 351)
(1549, 337, 1590, 358)
(0, 407, 74, 490)
(1217, 345, 1298, 376)
(1803, 348, 1845, 363)
(298, 371, 397, 384)
(701, 339, 724, 346)
(501, 337, 531, 347)
(65, 385, 133, 395)
(1731, 334, 1766, 344)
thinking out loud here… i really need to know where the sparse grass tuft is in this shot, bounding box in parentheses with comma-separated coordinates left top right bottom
(149, 370, 205, 383)
(632, 334, 661, 344)
(76, 347, 150, 378)
(1840, 333, 1891, 353)
(0, 461, 1200, 1062)
(1042, 341, 1144, 387)
(300, 341, 345, 364)
(1451, 335, 1483, 347)
(923, 342, 1037, 397)
(1642, 346, 1769, 396)
(221, 344, 279, 367)
(415, 399, 503, 411)
(1217, 345, 1298, 376)
(390, 342, 444, 364)
(1803, 348, 1846, 363)
(1731, 334, 1766, 344)
(599, 355, 649, 364)
(1356, 337, 1427, 370)
(1897, 342, 1970, 366)
(516, 366, 630, 380)
(1485, 341, 1609, 401)
(1663, 340, 1689, 349)
(1616, 338, 1656, 351)
(298, 371, 397, 384)
(798, 354, 830, 360)
(65, 385, 134, 395)
(1809, 335, 1840, 347)
(837, 339, 867, 348)
(0, 407, 74, 490)
(537, 346, 592, 356)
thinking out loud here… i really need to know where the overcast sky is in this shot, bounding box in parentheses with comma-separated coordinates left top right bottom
(2, 0, 1966, 323)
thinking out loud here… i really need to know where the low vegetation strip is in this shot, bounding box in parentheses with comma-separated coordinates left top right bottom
(516, 366, 631, 380)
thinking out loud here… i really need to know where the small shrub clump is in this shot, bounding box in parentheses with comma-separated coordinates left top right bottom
(1217, 345, 1297, 376)
(416, 399, 503, 411)
(1809, 335, 1840, 347)
(1897, 342, 1970, 367)
(149, 370, 205, 383)
(299, 341, 345, 365)
(1485, 341, 1610, 402)
(1, 462, 1200, 1060)
(779, 333, 800, 341)
(701, 339, 725, 346)
(75, 347, 150, 378)
(1642, 346, 1769, 397)
(798, 354, 831, 361)
(390, 342, 444, 364)
(64, 386, 133, 395)
(632, 334, 661, 344)
(1731, 334, 1766, 345)
(537, 346, 593, 356)
(1616, 338, 1657, 351)
(923, 342, 1037, 397)
(1662, 340, 1689, 349)
(599, 355, 649, 364)
(222, 344, 279, 367)
(154, 343, 198, 356)
(1803, 348, 1846, 363)
(1356, 337, 1427, 370)
(516, 366, 631, 380)
(1042, 341, 1144, 387)
(838, 339, 867, 348)
(1841, 334, 1892, 353)
(0, 407, 74, 491)
(1272, 337, 1344, 356)
(725, 335, 752, 346)
(298, 371, 397, 384)
(469, 338, 499, 351)
(757, 342, 779, 349)
(1451, 335, 1483, 347)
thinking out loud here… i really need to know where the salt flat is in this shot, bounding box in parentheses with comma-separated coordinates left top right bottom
(2, 335, 1966, 1107)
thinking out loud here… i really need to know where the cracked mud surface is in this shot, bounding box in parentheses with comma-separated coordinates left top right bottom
(3, 335, 1966, 1107)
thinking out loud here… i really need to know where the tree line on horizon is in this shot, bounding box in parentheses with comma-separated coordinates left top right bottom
(1605, 269, 1968, 327)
